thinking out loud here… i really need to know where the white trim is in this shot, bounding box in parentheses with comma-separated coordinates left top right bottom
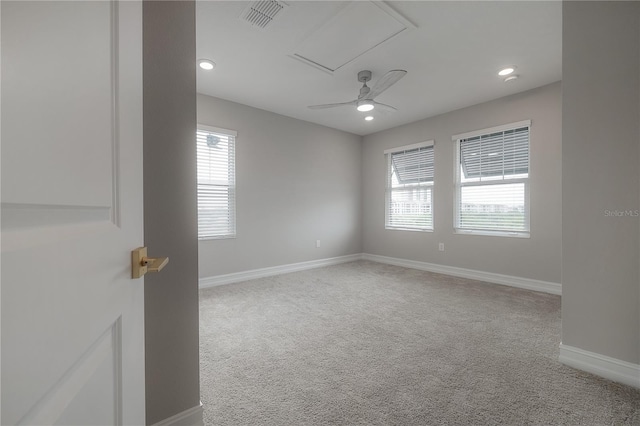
(197, 124, 237, 137)
(384, 140, 434, 154)
(151, 402, 203, 426)
(199, 254, 363, 288)
(456, 177, 529, 188)
(451, 119, 531, 141)
(559, 344, 640, 389)
(385, 227, 434, 233)
(454, 228, 530, 239)
(361, 253, 561, 295)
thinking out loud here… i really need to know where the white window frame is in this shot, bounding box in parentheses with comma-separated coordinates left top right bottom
(197, 124, 237, 240)
(452, 120, 530, 238)
(384, 140, 435, 232)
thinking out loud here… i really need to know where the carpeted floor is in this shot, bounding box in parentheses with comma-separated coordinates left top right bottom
(199, 260, 640, 425)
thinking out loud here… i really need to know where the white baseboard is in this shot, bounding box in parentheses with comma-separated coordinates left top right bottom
(362, 253, 561, 295)
(199, 254, 363, 288)
(559, 344, 640, 389)
(151, 401, 203, 426)
(200, 252, 561, 295)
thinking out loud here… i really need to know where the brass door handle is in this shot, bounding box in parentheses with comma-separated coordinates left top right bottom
(132, 247, 169, 278)
(144, 256, 169, 273)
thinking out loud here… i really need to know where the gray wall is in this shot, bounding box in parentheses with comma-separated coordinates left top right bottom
(143, 2, 201, 424)
(562, 2, 640, 364)
(362, 83, 562, 283)
(197, 95, 363, 278)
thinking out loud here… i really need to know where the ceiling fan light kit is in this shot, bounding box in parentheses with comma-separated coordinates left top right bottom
(357, 101, 374, 112)
(308, 69, 407, 114)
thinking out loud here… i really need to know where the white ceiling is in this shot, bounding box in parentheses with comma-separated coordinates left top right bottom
(196, 1, 561, 136)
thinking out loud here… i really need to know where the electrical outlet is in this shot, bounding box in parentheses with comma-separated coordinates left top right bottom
(316, 240, 321, 248)
(438, 243, 445, 252)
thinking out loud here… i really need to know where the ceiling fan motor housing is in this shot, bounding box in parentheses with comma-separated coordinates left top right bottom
(357, 70, 372, 83)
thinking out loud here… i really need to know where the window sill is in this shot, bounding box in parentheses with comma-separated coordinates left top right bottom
(199, 235, 236, 241)
(385, 227, 433, 233)
(454, 228, 529, 238)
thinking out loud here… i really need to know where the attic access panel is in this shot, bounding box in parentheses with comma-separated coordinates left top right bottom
(291, 2, 413, 73)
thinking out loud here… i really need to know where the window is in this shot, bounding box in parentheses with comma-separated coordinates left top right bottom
(197, 125, 236, 239)
(453, 120, 530, 237)
(385, 141, 434, 231)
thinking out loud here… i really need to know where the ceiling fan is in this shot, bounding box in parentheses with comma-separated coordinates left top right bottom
(308, 69, 407, 113)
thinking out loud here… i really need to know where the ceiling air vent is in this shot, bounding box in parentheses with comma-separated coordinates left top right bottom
(241, 0, 288, 29)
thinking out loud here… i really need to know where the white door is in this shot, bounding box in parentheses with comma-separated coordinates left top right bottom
(1, 1, 145, 424)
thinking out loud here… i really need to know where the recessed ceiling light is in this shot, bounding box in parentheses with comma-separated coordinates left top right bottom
(357, 101, 374, 112)
(365, 116, 374, 121)
(504, 75, 519, 82)
(199, 59, 216, 71)
(498, 67, 515, 76)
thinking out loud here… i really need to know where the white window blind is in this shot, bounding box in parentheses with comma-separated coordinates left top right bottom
(197, 126, 236, 239)
(385, 142, 434, 231)
(454, 121, 530, 235)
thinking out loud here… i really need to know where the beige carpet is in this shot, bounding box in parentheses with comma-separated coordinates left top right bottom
(199, 260, 640, 425)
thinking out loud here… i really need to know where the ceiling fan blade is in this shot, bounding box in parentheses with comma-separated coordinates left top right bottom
(308, 100, 357, 109)
(367, 70, 407, 100)
(372, 101, 397, 112)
